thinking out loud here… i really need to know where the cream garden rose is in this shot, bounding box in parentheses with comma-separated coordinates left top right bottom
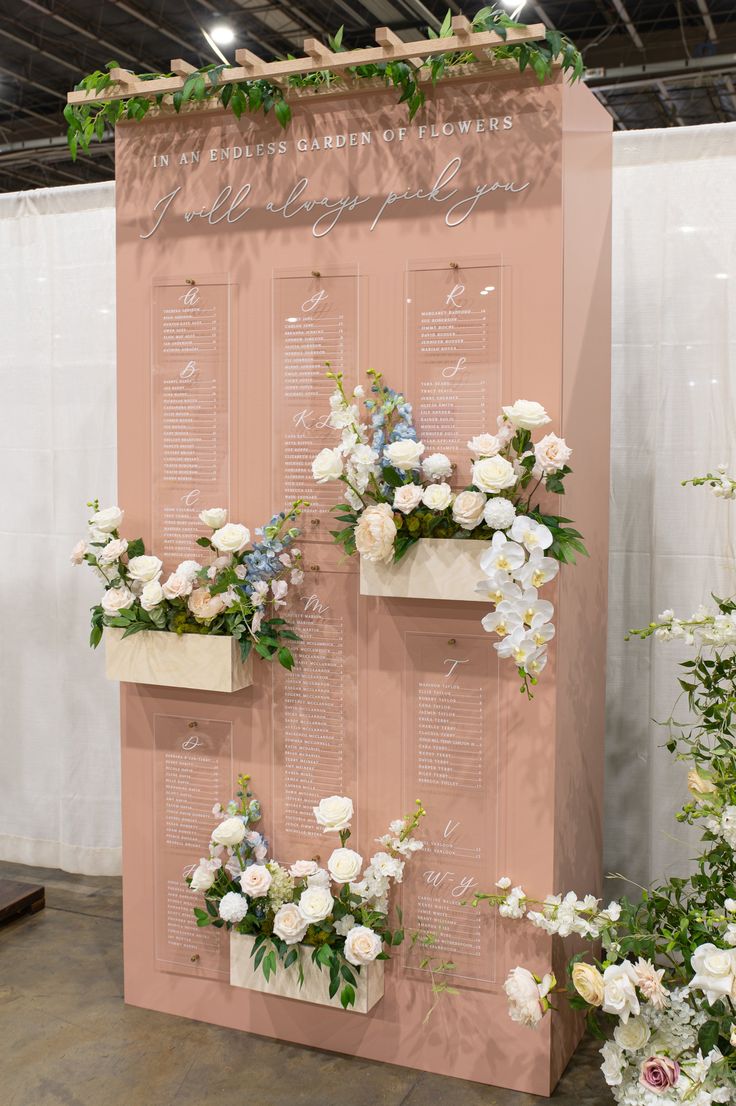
(421, 482, 453, 511)
(312, 447, 343, 483)
(127, 554, 163, 583)
(354, 503, 396, 564)
(289, 860, 318, 879)
(384, 439, 424, 470)
(188, 589, 228, 622)
(393, 484, 423, 514)
(272, 902, 309, 945)
(452, 490, 486, 530)
(297, 885, 334, 924)
(211, 523, 250, 554)
(199, 507, 227, 529)
(602, 961, 640, 1022)
(101, 585, 134, 615)
(571, 962, 604, 1006)
(90, 505, 123, 533)
(162, 571, 193, 600)
(327, 848, 363, 884)
(313, 795, 354, 833)
(344, 925, 382, 966)
(211, 817, 246, 848)
(140, 579, 164, 611)
(97, 538, 128, 566)
(239, 864, 272, 899)
(534, 433, 572, 475)
(472, 456, 517, 494)
(467, 433, 501, 459)
(502, 399, 551, 430)
(690, 943, 736, 1004)
(614, 1016, 651, 1052)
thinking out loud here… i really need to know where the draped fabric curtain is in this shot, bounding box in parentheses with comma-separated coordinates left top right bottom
(0, 182, 120, 875)
(0, 125, 734, 878)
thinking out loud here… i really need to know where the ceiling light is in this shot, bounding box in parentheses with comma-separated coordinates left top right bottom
(714, 272, 729, 280)
(210, 24, 235, 46)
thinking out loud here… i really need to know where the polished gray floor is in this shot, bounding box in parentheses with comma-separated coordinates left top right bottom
(0, 860, 609, 1105)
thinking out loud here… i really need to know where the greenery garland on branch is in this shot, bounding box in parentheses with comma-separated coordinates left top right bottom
(65, 6, 584, 160)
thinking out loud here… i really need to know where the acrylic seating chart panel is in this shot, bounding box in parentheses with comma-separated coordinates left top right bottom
(114, 70, 611, 1095)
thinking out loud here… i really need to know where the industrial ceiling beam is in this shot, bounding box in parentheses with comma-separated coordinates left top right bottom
(655, 80, 685, 126)
(18, 0, 158, 71)
(0, 23, 82, 75)
(0, 61, 65, 100)
(695, 0, 718, 44)
(610, 0, 644, 52)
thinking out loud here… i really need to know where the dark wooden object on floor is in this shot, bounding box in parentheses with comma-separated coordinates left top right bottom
(0, 879, 45, 925)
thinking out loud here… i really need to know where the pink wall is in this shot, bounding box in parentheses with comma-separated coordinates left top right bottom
(115, 68, 611, 1094)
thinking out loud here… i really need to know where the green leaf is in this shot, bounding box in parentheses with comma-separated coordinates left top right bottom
(698, 1019, 720, 1055)
(274, 99, 291, 128)
(277, 647, 294, 670)
(340, 982, 356, 1009)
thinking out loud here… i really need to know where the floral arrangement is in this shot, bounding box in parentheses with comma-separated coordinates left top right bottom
(311, 369, 586, 694)
(187, 773, 425, 1009)
(469, 473, 736, 1104)
(71, 500, 306, 669)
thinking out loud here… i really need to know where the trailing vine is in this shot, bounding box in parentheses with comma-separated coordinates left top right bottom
(65, 6, 584, 160)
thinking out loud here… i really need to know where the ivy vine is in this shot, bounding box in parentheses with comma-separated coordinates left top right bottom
(65, 6, 584, 160)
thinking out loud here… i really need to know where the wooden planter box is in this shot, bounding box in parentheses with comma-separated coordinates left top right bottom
(104, 627, 253, 692)
(230, 933, 384, 1014)
(360, 537, 492, 602)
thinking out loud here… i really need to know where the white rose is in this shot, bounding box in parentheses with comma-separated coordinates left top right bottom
(467, 433, 501, 459)
(327, 848, 363, 885)
(472, 456, 517, 494)
(162, 571, 193, 600)
(393, 484, 424, 514)
(211, 523, 250, 554)
(70, 539, 87, 565)
(306, 868, 331, 888)
(602, 962, 640, 1022)
(190, 861, 218, 893)
(614, 1016, 650, 1051)
(188, 588, 227, 622)
(384, 439, 424, 471)
(140, 579, 164, 611)
(289, 860, 318, 879)
(297, 885, 334, 924)
(690, 943, 736, 1005)
(452, 490, 486, 530)
(313, 795, 354, 833)
(502, 400, 551, 430)
(312, 447, 344, 483)
(218, 891, 249, 925)
(484, 497, 517, 530)
(176, 560, 202, 582)
(354, 503, 396, 564)
(199, 507, 228, 529)
(90, 506, 123, 533)
(421, 483, 454, 511)
(127, 555, 163, 583)
(101, 585, 134, 615)
(421, 453, 453, 480)
(239, 864, 272, 899)
(97, 538, 128, 566)
(273, 902, 309, 945)
(344, 925, 382, 966)
(211, 816, 246, 848)
(534, 433, 572, 475)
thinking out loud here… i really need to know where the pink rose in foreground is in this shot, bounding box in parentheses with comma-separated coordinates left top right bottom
(639, 1056, 680, 1094)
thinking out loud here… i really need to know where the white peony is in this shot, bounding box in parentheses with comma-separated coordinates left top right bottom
(393, 484, 424, 514)
(97, 538, 128, 566)
(127, 555, 163, 583)
(354, 503, 396, 564)
(384, 439, 424, 470)
(534, 433, 572, 475)
(327, 848, 363, 884)
(218, 891, 249, 924)
(602, 962, 640, 1022)
(297, 885, 334, 924)
(484, 497, 517, 530)
(211, 816, 246, 848)
(162, 571, 193, 600)
(472, 456, 517, 494)
(90, 506, 123, 533)
(199, 507, 227, 529)
(188, 588, 227, 622)
(600, 1041, 624, 1087)
(313, 795, 354, 833)
(452, 490, 486, 530)
(690, 943, 736, 1005)
(101, 585, 134, 615)
(504, 967, 553, 1028)
(421, 453, 453, 480)
(467, 433, 501, 459)
(312, 447, 344, 483)
(140, 579, 164, 611)
(289, 860, 318, 879)
(211, 523, 250, 554)
(239, 864, 272, 899)
(344, 925, 382, 966)
(614, 1015, 650, 1051)
(272, 902, 309, 945)
(502, 399, 551, 430)
(421, 482, 453, 511)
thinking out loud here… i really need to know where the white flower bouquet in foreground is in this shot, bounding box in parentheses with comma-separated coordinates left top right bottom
(311, 369, 587, 694)
(71, 499, 306, 670)
(188, 773, 425, 1010)
(469, 475, 736, 1103)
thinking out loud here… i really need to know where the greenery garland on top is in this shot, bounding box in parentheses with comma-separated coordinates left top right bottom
(64, 6, 584, 160)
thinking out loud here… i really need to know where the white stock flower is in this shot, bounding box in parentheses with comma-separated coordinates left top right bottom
(502, 400, 551, 430)
(211, 816, 246, 848)
(421, 453, 453, 480)
(369, 852, 404, 882)
(162, 571, 193, 600)
(452, 490, 486, 530)
(199, 507, 227, 529)
(690, 943, 736, 1004)
(421, 482, 453, 511)
(313, 795, 353, 833)
(355, 503, 396, 564)
(467, 433, 501, 459)
(614, 1015, 651, 1051)
(90, 506, 124, 533)
(127, 555, 163, 583)
(499, 886, 527, 919)
(504, 967, 553, 1028)
(211, 523, 250, 554)
(312, 447, 344, 483)
(97, 538, 128, 566)
(602, 962, 640, 1022)
(510, 516, 553, 553)
(472, 455, 517, 494)
(600, 1041, 625, 1087)
(483, 497, 516, 531)
(239, 864, 272, 899)
(393, 484, 424, 514)
(140, 579, 164, 611)
(272, 902, 309, 945)
(496, 876, 512, 889)
(344, 925, 382, 966)
(101, 585, 134, 615)
(218, 891, 249, 924)
(480, 532, 526, 576)
(297, 885, 334, 924)
(534, 434, 572, 475)
(327, 848, 363, 884)
(384, 439, 424, 470)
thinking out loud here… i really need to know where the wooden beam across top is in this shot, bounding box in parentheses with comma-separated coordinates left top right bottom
(67, 23, 547, 105)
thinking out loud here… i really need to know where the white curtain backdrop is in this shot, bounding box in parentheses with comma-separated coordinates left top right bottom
(0, 124, 734, 878)
(0, 182, 120, 875)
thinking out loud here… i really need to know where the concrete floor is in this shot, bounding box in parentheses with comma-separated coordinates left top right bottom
(0, 861, 610, 1106)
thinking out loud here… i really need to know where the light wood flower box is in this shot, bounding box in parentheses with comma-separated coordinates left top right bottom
(104, 627, 253, 692)
(230, 933, 384, 1014)
(360, 537, 492, 602)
